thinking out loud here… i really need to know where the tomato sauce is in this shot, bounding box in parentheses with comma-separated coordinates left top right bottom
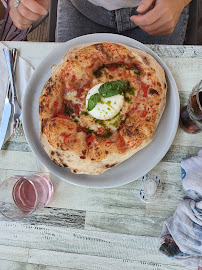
(53, 100, 58, 111)
(141, 82, 149, 98)
(117, 133, 125, 148)
(86, 134, 95, 144)
(141, 111, 147, 118)
(60, 132, 71, 143)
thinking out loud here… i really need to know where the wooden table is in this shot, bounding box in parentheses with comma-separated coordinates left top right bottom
(1, 42, 202, 270)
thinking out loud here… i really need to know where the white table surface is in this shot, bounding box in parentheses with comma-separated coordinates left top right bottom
(0, 41, 202, 270)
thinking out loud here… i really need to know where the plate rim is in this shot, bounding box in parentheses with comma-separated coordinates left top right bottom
(22, 33, 180, 188)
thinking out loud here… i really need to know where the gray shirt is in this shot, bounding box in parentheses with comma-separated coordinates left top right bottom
(87, 0, 141, 10)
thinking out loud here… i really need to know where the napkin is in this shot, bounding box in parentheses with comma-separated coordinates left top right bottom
(0, 43, 34, 143)
(159, 150, 202, 270)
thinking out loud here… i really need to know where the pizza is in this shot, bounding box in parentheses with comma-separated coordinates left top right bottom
(39, 42, 167, 175)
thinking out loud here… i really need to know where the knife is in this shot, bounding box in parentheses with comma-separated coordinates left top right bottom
(0, 90, 12, 149)
(0, 49, 18, 150)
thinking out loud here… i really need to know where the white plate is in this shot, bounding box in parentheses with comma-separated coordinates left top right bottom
(22, 33, 179, 189)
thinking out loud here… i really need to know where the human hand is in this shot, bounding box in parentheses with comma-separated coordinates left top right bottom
(130, 0, 191, 36)
(9, 0, 50, 30)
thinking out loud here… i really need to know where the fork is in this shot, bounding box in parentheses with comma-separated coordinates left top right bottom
(4, 48, 23, 137)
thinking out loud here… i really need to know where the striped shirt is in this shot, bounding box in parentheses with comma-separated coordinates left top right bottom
(0, 0, 30, 41)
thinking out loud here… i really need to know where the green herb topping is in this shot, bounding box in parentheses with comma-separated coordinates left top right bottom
(87, 80, 130, 111)
(98, 80, 130, 98)
(64, 104, 73, 116)
(133, 64, 142, 75)
(88, 93, 101, 111)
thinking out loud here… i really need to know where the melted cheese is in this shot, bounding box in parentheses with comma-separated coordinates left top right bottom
(86, 83, 124, 120)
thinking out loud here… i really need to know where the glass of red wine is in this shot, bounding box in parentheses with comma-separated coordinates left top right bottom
(180, 80, 202, 133)
(0, 173, 54, 220)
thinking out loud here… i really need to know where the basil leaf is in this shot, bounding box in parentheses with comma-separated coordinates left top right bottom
(93, 70, 102, 78)
(87, 93, 101, 111)
(99, 80, 130, 98)
(64, 104, 73, 116)
(133, 64, 142, 75)
(125, 87, 135, 95)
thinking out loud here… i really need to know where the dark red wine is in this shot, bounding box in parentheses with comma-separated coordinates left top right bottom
(180, 81, 202, 133)
(180, 106, 200, 133)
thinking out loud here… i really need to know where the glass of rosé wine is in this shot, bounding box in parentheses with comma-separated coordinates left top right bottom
(0, 173, 54, 220)
(180, 80, 202, 133)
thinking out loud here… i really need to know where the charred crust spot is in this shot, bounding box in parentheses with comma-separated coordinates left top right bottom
(50, 119, 56, 127)
(149, 88, 159, 95)
(73, 169, 77, 173)
(63, 164, 68, 167)
(125, 128, 133, 137)
(39, 103, 45, 113)
(56, 152, 60, 157)
(105, 163, 118, 168)
(43, 86, 52, 97)
(164, 83, 167, 89)
(80, 156, 86, 159)
(75, 55, 78, 59)
(91, 158, 95, 161)
(135, 128, 139, 132)
(53, 159, 61, 166)
(127, 54, 133, 61)
(82, 150, 87, 155)
(105, 151, 109, 154)
(94, 43, 110, 60)
(147, 72, 151, 76)
(51, 151, 54, 155)
(143, 56, 149, 65)
(41, 119, 48, 133)
(157, 82, 161, 86)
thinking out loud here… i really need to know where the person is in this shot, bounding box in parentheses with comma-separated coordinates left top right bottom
(7, 0, 192, 44)
(0, 0, 49, 40)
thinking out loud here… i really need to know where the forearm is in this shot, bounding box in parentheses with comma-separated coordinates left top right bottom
(0, 1, 6, 21)
(184, 0, 192, 6)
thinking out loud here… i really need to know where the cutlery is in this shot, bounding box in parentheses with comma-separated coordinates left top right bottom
(4, 48, 22, 137)
(0, 49, 19, 149)
(0, 80, 12, 149)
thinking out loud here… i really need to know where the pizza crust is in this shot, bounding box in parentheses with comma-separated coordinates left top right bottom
(39, 42, 167, 175)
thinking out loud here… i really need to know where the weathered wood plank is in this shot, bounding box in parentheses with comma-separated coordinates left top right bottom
(0, 245, 29, 263)
(162, 58, 202, 94)
(173, 128, 202, 148)
(0, 259, 78, 270)
(0, 207, 86, 229)
(28, 248, 186, 270)
(150, 45, 202, 58)
(162, 144, 202, 163)
(85, 211, 165, 237)
(2, 141, 31, 152)
(0, 223, 185, 269)
(0, 150, 43, 172)
(84, 163, 183, 235)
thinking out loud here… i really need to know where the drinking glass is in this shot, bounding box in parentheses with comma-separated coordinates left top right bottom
(0, 173, 54, 220)
(139, 173, 162, 203)
(180, 80, 202, 133)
